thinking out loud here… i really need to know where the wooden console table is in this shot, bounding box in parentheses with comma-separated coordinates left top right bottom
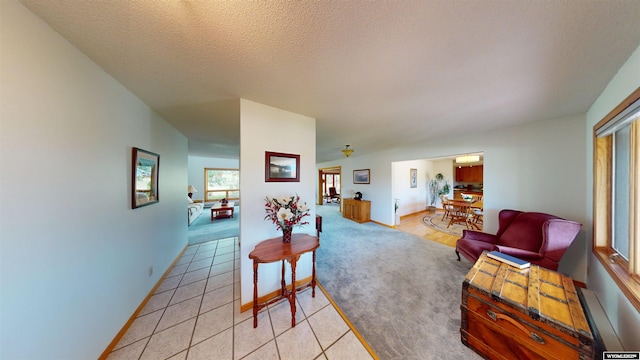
(248, 234, 320, 328)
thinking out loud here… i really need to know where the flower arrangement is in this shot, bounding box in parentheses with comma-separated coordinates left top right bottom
(264, 194, 310, 232)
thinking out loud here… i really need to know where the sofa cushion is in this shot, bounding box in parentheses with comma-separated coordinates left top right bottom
(498, 212, 557, 252)
(456, 238, 496, 261)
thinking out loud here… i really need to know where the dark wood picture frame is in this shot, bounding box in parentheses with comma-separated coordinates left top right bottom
(353, 169, 370, 184)
(132, 147, 160, 209)
(265, 151, 300, 182)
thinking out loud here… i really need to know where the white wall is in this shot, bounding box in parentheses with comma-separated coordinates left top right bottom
(0, 2, 188, 358)
(392, 159, 428, 218)
(319, 114, 587, 280)
(319, 156, 396, 225)
(238, 99, 316, 306)
(187, 155, 240, 202)
(585, 44, 640, 350)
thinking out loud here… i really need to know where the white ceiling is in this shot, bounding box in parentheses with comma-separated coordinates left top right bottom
(19, 0, 640, 162)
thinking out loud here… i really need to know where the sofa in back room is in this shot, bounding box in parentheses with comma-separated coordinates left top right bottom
(188, 197, 204, 225)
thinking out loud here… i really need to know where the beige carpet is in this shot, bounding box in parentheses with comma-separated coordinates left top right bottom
(316, 205, 479, 359)
(422, 213, 482, 237)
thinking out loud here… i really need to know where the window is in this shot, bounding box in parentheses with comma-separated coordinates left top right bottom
(593, 87, 640, 312)
(204, 168, 239, 202)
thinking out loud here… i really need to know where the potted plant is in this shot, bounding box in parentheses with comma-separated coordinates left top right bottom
(427, 173, 451, 212)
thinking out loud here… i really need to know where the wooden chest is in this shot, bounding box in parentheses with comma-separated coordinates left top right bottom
(461, 251, 595, 360)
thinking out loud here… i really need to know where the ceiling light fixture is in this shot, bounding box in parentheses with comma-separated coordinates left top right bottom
(341, 145, 354, 158)
(455, 154, 480, 164)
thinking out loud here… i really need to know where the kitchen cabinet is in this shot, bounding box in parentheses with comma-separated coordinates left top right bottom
(455, 165, 483, 182)
(343, 199, 371, 223)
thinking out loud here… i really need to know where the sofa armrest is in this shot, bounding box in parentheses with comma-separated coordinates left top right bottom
(188, 203, 204, 210)
(460, 230, 498, 244)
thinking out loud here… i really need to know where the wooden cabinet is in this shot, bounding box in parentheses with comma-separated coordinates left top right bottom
(455, 165, 483, 182)
(470, 166, 483, 182)
(342, 199, 371, 223)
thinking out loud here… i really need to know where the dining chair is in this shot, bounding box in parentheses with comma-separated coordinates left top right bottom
(440, 194, 454, 221)
(472, 208, 483, 225)
(328, 187, 340, 203)
(469, 200, 483, 225)
(448, 201, 477, 229)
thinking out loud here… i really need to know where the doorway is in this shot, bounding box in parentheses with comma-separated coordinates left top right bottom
(391, 152, 483, 240)
(318, 166, 342, 207)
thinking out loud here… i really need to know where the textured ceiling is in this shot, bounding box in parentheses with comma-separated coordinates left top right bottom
(19, 0, 640, 162)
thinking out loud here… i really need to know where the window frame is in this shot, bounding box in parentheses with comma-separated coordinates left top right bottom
(593, 86, 640, 313)
(204, 168, 240, 202)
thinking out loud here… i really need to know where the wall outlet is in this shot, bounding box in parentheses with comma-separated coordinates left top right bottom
(148, 266, 153, 277)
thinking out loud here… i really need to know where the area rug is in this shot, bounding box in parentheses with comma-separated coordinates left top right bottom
(188, 206, 239, 245)
(316, 205, 479, 359)
(422, 213, 481, 237)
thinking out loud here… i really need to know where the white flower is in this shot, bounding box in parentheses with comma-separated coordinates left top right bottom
(277, 207, 293, 222)
(278, 195, 291, 204)
(298, 202, 308, 212)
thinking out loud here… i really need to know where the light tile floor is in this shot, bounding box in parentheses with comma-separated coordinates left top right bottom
(107, 237, 374, 360)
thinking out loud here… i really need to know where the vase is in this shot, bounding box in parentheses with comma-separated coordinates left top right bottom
(282, 228, 292, 243)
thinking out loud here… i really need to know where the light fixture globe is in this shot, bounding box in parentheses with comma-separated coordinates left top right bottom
(341, 145, 354, 158)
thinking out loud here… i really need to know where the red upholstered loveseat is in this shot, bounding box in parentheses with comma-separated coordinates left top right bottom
(455, 209, 581, 271)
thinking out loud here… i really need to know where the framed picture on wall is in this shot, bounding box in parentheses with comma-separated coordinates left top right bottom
(132, 147, 160, 209)
(353, 169, 370, 184)
(410, 168, 417, 188)
(265, 151, 300, 182)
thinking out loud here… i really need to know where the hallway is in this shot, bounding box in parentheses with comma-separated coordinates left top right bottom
(106, 237, 373, 359)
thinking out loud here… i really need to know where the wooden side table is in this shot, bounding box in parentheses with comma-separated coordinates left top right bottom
(210, 201, 235, 220)
(248, 234, 320, 328)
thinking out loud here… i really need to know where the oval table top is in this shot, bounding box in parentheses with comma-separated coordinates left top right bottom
(249, 234, 319, 263)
